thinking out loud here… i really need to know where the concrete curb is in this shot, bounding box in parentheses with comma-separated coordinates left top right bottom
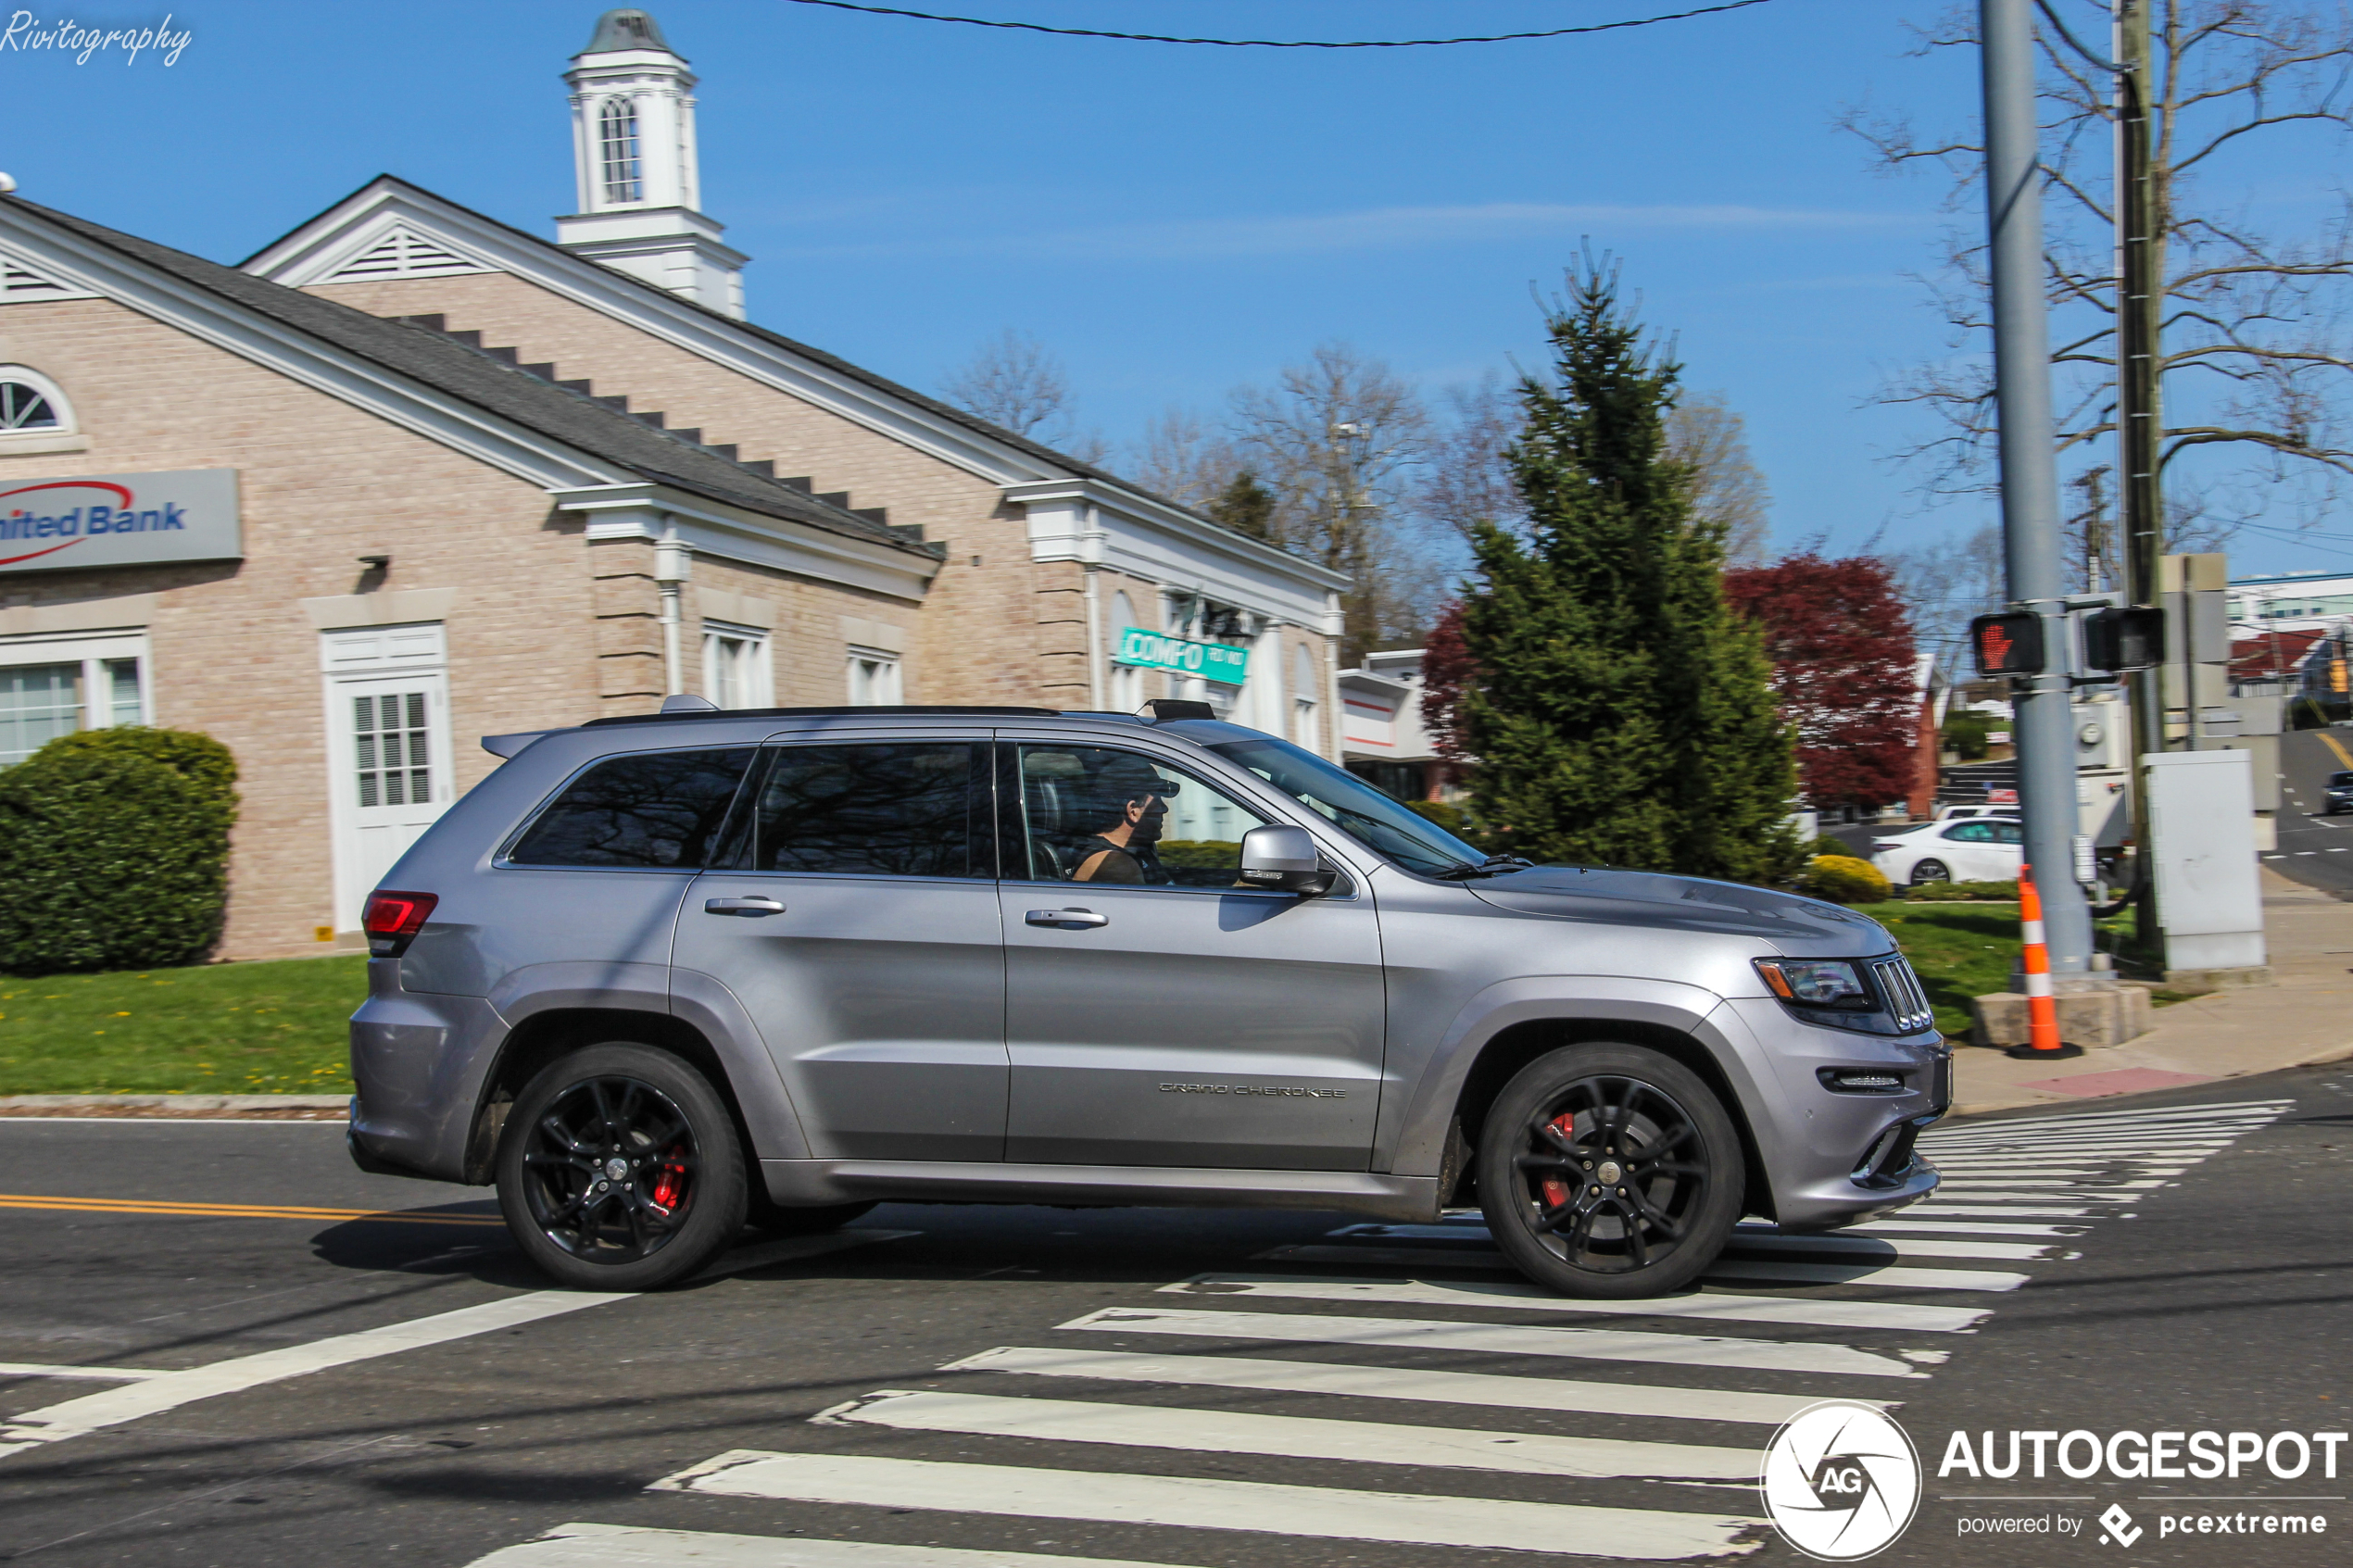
(0, 1094, 349, 1117)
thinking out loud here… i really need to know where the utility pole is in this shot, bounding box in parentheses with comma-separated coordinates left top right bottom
(2072, 465, 2111, 595)
(2115, 0, 2166, 949)
(1981, 0, 2095, 976)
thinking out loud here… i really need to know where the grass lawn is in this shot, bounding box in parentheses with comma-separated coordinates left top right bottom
(0, 955, 367, 1095)
(1853, 902, 2022, 1037)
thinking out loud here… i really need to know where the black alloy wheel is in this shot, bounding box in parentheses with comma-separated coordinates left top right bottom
(1910, 858, 1952, 886)
(1478, 1043, 1742, 1298)
(496, 1042, 747, 1290)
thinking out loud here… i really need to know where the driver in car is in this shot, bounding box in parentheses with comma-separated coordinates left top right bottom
(1071, 756, 1181, 884)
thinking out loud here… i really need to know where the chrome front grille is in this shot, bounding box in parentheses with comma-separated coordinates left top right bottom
(1872, 957, 1935, 1033)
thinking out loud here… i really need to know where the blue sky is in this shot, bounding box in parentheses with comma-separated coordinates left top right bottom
(4, 0, 2340, 574)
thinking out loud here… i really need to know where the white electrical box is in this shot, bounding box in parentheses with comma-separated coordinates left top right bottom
(2145, 749, 2266, 972)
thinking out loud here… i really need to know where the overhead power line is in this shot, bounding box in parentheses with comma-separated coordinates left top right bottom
(776, 0, 1777, 48)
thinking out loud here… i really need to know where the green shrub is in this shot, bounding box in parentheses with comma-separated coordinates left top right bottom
(1942, 711, 1996, 760)
(1155, 839, 1239, 872)
(0, 728, 239, 975)
(1800, 854, 1892, 904)
(1809, 834, 1853, 859)
(1897, 877, 2019, 902)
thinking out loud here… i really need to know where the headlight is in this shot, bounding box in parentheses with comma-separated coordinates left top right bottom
(1755, 958, 1872, 1010)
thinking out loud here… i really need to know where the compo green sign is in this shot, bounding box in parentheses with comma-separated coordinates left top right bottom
(1114, 627, 1250, 685)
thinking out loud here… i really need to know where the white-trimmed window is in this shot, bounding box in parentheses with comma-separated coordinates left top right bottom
(846, 645, 903, 706)
(599, 97, 643, 203)
(1291, 644, 1319, 749)
(0, 365, 71, 434)
(702, 621, 773, 709)
(0, 630, 149, 766)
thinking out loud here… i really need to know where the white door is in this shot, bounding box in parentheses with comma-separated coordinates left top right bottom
(322, 624, 453, 930)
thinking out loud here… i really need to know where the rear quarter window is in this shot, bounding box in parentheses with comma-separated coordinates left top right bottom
(507, 746, 756, 868)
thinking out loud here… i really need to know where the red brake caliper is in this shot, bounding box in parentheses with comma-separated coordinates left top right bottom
(649, 1146, 689, 1211)
(1540, 1112, 1579, 1208)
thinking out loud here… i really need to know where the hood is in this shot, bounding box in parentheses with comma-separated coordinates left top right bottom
(1467, 864, 1892, 952)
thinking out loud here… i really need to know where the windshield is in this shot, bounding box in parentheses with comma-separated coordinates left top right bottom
(1208, 735, 1481, 876)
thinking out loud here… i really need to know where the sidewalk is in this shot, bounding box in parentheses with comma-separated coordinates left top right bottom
(1951, 868, 2353, 1115)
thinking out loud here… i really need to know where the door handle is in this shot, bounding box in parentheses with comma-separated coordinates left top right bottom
(1026, 908, 1109, 929)
(705, 897, 786, 916)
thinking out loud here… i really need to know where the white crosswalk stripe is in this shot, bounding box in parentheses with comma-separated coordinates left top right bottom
(1061, 1304, 1942, 1377)
(815, 1387, 1768, 1480)
(1154, 1273, 1992, 1330)
(939, 1344, 1873, 1425)
(648, 1451, 1769, 1559)
(465, 1097, 2290, 1567)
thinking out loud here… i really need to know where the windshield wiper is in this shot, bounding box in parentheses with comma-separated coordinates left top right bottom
(1432, 854, 1534, 881)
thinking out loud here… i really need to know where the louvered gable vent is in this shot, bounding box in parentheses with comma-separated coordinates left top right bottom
(322, 226, 491, 283)
(0, 250, 98, 303)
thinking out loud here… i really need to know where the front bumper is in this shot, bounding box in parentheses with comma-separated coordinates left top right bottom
(1718, 997, 1947, 1230)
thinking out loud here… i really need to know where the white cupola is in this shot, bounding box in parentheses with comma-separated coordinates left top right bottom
(556, 8, 748, 318)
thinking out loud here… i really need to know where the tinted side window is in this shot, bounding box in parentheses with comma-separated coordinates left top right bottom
(749, 743, 979, 878)
(1945, 822, 1994, 843)
(510, 747, 755, 868)
(1991, 822, 2024, 844)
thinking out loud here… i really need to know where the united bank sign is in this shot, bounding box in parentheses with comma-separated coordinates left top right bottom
(0, 469, 241, 574)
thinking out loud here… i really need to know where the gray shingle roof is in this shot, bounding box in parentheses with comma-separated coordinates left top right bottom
(11, 196, 936, 559)
(242, 176, 1266, 546)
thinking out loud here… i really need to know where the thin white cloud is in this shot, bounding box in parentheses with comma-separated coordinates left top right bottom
(770, 200, 1931, 262)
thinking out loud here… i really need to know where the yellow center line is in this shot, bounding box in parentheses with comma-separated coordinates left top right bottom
(0, 1194, 505, 1226)
(2319, 731, 2353, 771)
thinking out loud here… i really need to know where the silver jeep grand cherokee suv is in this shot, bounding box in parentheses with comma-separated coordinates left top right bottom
(349, 701, 1945, 1296)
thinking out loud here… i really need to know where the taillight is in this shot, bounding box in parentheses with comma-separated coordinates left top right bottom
(361, 890, 438, 958)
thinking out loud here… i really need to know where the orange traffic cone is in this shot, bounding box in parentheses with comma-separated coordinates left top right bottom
(2004, 863, 2085, 1060)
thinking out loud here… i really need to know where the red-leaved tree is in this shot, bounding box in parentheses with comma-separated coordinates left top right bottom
(1721, 554, 1919, 812)
(1419, 599, 1477, 760)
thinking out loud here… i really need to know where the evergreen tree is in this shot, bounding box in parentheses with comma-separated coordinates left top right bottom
(1460, 259, 1801, 884)
(1205, 470, 1277, 541)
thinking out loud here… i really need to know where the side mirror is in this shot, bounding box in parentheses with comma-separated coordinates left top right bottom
(1239, 824, 1337, 897)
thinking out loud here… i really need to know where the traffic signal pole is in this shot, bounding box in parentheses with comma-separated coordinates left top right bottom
(1980, 0, 2095, 978)
(2115, 0, 2166, 950)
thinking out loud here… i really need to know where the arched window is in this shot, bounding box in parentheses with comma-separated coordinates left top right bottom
(0, 367, 69, 433)
(599, 97, 643, 203)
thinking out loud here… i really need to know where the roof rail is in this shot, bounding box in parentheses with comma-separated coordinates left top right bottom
(580, 704, 1062, 729)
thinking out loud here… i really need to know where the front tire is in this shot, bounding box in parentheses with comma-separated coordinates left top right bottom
(1909, 858, 1952, 885)
(496, 1043, 748, 1291)
(1478, 1044, 1743, 1298)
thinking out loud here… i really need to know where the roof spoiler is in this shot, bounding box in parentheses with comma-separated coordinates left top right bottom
(483, 730, 558, 759)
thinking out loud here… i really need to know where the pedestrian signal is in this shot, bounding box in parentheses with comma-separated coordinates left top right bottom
(1969, 612, 2045, 677)
(2081, 606, 2165, 672)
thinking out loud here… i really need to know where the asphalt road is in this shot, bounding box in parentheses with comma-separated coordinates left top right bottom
(2267, 728, 2353, 898)
(0, 1068, 2346, 1567)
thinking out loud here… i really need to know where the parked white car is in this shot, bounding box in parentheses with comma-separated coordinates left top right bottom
(1871, 817, 2022, 885)
(1932, 803, 2014, 822)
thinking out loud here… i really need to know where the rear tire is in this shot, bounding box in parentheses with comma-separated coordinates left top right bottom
(496, 1043, 747, 1291)
(1909, 858, 1952, 885)
(1477, 1043, 1743, 1299)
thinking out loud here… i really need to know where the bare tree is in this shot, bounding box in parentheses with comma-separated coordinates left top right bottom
(1421, 373, 1526, 541)
(941, 329, 1069, 436)
(1227, 343, 1439, 660)
(1890, 521, 2008, 673)
(1667, 390, 1775, 566)
(1840, 0, 2353, 536)
(1129, 407, 1243, 508)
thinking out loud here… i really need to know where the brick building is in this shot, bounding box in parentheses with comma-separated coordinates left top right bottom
(0, 8, 1344, 960)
